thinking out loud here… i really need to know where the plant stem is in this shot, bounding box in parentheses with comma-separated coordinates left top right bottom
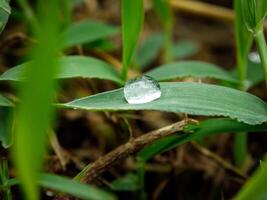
(234, 133, 247, 166)
(254, 30, 267, 86)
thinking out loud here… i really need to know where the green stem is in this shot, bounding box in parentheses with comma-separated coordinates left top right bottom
(163, 24, 173, 63)
(254, 30, 267, 86)
(233, 133, 247, 166)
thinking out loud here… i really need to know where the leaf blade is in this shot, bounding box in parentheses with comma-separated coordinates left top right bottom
(62, 82, 267, 125)
(0, 56, 123, 84)
(121, 0, 144, 80)
(64, 20, 119, 48)
(40, 174, 116, 200)
(146, 61, 238, 83)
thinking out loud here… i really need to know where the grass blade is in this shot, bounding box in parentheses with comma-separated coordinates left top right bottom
(121, 0, 144, 80)
(234, 159, 267, 200)
(62, 82, 267, 125)
(40, 174, 116, 200)
(0, 56, 123, 84)
(12, 0, 63, 199)
(64, 20, 119, 48)
(234, 0, 253, 87)
(138, 118, 267, 161)
(146, 61, 238, 83)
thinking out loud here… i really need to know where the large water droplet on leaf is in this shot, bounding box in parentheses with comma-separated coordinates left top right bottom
(124, 75, 161, 104)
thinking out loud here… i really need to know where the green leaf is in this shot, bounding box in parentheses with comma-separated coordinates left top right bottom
(64, 20, 119, 48)
(121, 0, 144, 80)
(146, 61, 238, 83)
(0, 56, 123, 84)
(138, 118, 267, 161)
(2, 174, 116, 200)
(0, 94, 12, 107)
(234, 159, 267, 200)
(62, 82, 267, 125)
(12, 1, 63, 200)
(134, 33, 163, 69)
(241, 0, 267, 32)
(0, 107, 13, 148)
(111, 173, 140, 191)
(234, 0, 253, 86)
(172, 40, 198, 60)
(40, 174, 116, 200)
(0, 0, 11, 34)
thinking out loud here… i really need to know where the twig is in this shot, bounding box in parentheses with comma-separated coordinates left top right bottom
(53, 119, 193, 200)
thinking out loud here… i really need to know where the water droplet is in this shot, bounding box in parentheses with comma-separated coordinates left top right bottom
(248, 51, 261, 63)
(124, 75, 161, 104)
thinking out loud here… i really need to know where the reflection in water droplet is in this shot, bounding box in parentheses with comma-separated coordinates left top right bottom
(124, 75, 161, 104)
(248, 51, 261, 63)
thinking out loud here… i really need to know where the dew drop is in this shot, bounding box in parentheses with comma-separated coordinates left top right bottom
(248, 51, 261, 63)
(124, 75, 161, 104)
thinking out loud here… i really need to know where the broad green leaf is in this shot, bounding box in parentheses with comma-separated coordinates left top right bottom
(146, 61, 238, 83)
(0, 0, 10, 34)
(0, 107, 13, 148)
(234, 0, 253, 86)
(172, 40, 198, 60)
(134, 33, 163, 69)
(12, 1, 63, 200)
(0, 94, 12, 107)
(121, 0, 144, 80)
(111, 173, 140, 191)
(138, 118, 267, 161)
(0, 56, 123, 84)
(64, 20, 119, 48)
(40, 174, 116, 200)
(62, 82, 267, 125)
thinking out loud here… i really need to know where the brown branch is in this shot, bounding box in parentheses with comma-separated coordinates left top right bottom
(53, 119, 194, 200)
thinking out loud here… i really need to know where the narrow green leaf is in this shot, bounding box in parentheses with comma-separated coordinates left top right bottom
(134, 33, 163, 69)
(241, 0, 267, 32)
(12, 1, 63, 200)
(0, 0, 11, 34)
(234, 0, 253, 86)
(0, 56, 123, 84)
(40, 174, 116, 200)
(2, 174, 116, 200)
(64, 20, 119, 48)
(234, 159, 267, 200)
(138, 118, 267, 161)
(121, 0, 144, 80)
(62, 82, 267, 125)
(172, 40, 198, 60)
(146, 61, 238, 83)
